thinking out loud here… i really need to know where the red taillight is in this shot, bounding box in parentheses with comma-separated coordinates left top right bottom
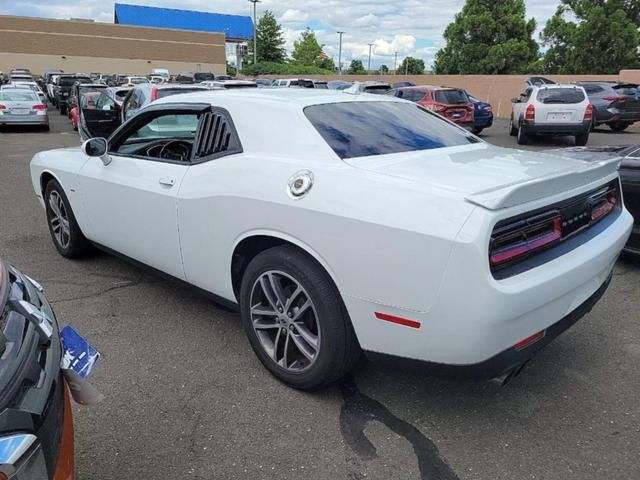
(591, 188, 617, 222)
(0, 104, 6, 110)
(525, 104, 535, 120)
(583, 103, 593, 121)
(150, 87, 159, 101)
(513, 330, 546, 351)
(602, 95, 628, 102)
(32, 104, 46, 110)
(490, 213, 562, 267)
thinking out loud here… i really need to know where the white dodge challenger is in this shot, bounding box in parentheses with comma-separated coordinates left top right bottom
(30, 89, 632, 388)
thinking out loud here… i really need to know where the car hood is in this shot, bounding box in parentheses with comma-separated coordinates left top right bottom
(345, 143, 621, 210)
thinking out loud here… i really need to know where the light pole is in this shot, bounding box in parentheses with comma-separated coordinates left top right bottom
(367, 43, 374, 74)
(248, 0, 261, 64)
(337, 31, 345, 75)
(394, 52, 398, 75)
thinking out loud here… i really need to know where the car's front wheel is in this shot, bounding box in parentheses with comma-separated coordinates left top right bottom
(240, 246, 360, 389)
(44, 179, 91, 258)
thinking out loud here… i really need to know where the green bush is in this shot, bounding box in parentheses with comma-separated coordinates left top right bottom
(241, 62, 334, 76)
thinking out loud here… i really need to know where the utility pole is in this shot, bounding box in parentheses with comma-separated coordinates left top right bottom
(248, 0, 261, 64)
(393, 52, 398, 75)
(337, 31, 345, 75)
(367, 43, 374, 75)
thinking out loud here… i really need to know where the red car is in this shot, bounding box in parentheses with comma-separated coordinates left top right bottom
(391, 86, 475, 129)
(70, 91, 101, 131)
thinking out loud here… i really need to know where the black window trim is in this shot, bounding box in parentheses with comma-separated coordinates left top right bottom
(107, 102, 243, 166)
(191, 107, 243, 164)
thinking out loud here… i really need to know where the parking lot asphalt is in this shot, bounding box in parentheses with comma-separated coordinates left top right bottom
(1, 112, 639, 480)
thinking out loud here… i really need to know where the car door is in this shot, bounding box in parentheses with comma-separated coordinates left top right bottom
(79, 91, 121, 141)
(77, 104, 208, 279)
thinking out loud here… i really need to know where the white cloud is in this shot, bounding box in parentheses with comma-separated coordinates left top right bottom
(0, 0, 561, 69)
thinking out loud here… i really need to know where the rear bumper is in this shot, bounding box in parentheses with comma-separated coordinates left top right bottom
(0, 114, 48, 126)
(365, 272, 612, 381)
(523, 119, 590, 135)
(474, 115, 493, 128)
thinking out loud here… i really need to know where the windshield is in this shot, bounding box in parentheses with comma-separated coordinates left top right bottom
(613, 84, 638, 96)
(0, 91, 38, 102)
(194, 73, 215, 81)
(363, 85, 390, 95)
(434, 89, 469, 104)
(537, 88, 585, 104)
(60, 77, 91, 87)
(304, 101, 478, 159)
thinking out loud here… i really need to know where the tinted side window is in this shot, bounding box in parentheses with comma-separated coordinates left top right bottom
(434, 89, 469, 104)
(399, 90, 427, 102)
(304, 102, 477, 160)
(537, 88, 585, 104)
(581, 84, 605, 94)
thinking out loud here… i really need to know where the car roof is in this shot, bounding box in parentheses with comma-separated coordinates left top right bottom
(153, 87, 403, 109)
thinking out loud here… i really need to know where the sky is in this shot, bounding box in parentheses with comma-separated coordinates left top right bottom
(0, 0, 561, 69)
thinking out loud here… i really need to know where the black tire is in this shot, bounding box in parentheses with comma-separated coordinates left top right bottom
(509, 116, 518, 136)
(575, 131, 589, 146)
(516, 122, 529, 145)
(240, 245, 360, 390)
(59, 105, 67, 115)
(609, 121, 630, 132)
(44, 179, 91, 258)
(590, 112, 597, 131)
(471, 127, 483, 135)
(42, 125, 50, 132)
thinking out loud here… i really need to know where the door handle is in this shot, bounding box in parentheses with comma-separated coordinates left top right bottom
(159, 177, 176, 187)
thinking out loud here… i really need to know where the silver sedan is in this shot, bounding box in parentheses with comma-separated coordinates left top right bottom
(0, 89, 49, 130)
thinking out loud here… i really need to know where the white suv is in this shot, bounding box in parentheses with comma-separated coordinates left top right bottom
(510, 84, 592, 146)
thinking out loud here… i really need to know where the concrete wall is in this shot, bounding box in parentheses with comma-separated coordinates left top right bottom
(0, 15, 226, 75)
(266, 74, 624, 118)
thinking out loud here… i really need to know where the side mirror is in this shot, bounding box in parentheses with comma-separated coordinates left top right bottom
(511, 97, 520, 103)
(82, 138, 111, 166)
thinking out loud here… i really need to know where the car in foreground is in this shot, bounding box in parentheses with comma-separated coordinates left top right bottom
(120, 84, 209, 122)
(510, 84, 592, 145)
(548, 145, 640, 255)
(30, 89, 632, 388)
(0, 258, 75, 479)
(0, 89, 49, 130)
(468, 94, 494, 135)
(576, 81, 640, 132)
(390, 85, 475, 130)
(53, 74, 92, 115)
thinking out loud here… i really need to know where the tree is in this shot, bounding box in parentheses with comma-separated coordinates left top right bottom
(347, 59, 366, 74)
(379, 64, 389, 74)
(247, 10, 286, 64)
(226, 62, 237, 77)
(434, 0, 539, 74)
(291, 28, 324, 66)
(398, 57, 426, 75)
(541, 1, 640, 74)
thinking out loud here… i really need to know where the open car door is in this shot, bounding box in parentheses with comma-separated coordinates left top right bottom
(79, 91, 121, 141)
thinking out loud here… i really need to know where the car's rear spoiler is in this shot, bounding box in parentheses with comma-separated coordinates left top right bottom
(466, 157, 622, 210)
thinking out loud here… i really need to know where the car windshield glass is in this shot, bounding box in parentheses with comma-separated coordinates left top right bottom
(60, 77, 91, 87)
(304, 101, 478, 160)
(363, 85, 390, 94)
(613, 85, 638, 96)
(130, 78, 148, 84)
(194, 73, 215, 81)
(434, 90, 468, 104)
(117, 114, 199, 152)
(0, 91, 38, 102)
(537, 88, 585, 104)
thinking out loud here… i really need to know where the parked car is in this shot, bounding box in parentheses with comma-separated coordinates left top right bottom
(254, 78, 273, 87)
(0, 258, 75, 479)
(122, 76, 150, 87)
(390, 85, 474, 129)
(149, 76, 166, 85)
(76, 88, 128, 141)
(272, 78, 300, 88)
(201, 80, 257, 90)
(525, 76, 556, 87)
(548, 144, 640, 255)
(115, 74, 130, 86)
(46, 74, 61, 103)
(468, 94, 494, 135)
(176, 71, 215, 84)
(53, 74, 92, 115)
(120, 84, 208, 122)
(215, 75, 235, 81)
(510, 84, 592, 145)
(95, 74, 115, 86)
(9, 73, 33, 83)
(575, 81, 640, 132)
(30, 89, 632, 388)
(298, 79, 328, 89)
(69, 84, 107, 130)
(151, 68, 170, 82)
(68, 83, 106, 119)
(351, 81, 392, 95)
(0, 89, 49, 130)
(391, 81, 416, 88)
(40, 68, 64, 90)
(327, 80, 352, 90)
(11, 81, 47, 101)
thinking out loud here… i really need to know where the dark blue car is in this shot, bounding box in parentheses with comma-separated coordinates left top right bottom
(468, 95, 493, 135)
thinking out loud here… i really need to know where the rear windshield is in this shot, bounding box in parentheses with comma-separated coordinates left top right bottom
(397, 89, 427, 102)
(156, 88, 205, 99)
(314, 82, 328, 89)
(60, 77, 91, 87)
(434, 89, 469, 104)
(363, 85, 390, 95)
(0, 91, 38, 102)
(537, 88, 585, 104)
(613, 84, 638, 96)
(304, 101, 477, 159)
(194, 73, 215, 81)
(130, 78, 148, 85)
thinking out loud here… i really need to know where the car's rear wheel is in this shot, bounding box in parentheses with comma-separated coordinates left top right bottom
(509, 116, 518, 136)
(44, 179, 91, 258)
(609, 121, 630, 132)
(240, 245, 360, 390)
(516, 122, 529, 145)
(575, 131, 589, 146)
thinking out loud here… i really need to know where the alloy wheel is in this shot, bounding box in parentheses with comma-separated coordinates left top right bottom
(48, 191, 71, 249)
(249, 270, 321, 372)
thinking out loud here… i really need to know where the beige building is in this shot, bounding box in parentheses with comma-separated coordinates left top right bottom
(0, 15, 226, 76)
